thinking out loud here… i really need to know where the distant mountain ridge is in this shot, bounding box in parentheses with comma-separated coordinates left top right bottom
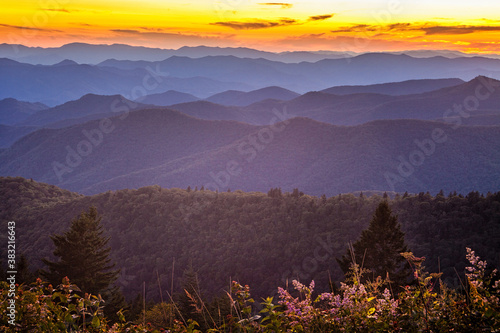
(0, 58, 253, 106)
(321, 78, 464, 96)
(1, 107, 498, 196)
(0, 43, 358, 65)
(0, 124, 38, 148)
(2, 43, 500, 66)
(3, 52, 500, 105)
(205, 86, 299, 106)
(4, 76, 499, 131)
(167, 76, 500, 126)
(18, 94, 151, 127)
(137, 90, 200, 106)
(0, 98, 48, 125)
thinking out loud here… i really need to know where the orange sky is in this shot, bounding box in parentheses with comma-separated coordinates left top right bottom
(1, 0, 500, 53)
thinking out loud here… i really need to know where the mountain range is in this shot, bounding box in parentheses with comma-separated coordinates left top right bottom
(1, 106, 499, 196)
(4, 50, 500, 106)
(321, 78, 464, 96)
(169, 76, 500, 126)
(2, 43, 500, 66)
(1, 43, 500, 197)
(0, 58, 252, 106)
(0, 98, 48, 125)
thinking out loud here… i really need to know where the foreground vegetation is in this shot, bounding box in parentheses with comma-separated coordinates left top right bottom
(1, 248, 499, 332)
(1, 177, 500, 331)
(1, 177, 499, 302)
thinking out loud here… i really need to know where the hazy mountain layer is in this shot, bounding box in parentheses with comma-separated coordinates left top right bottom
(1, 107, 498, 196)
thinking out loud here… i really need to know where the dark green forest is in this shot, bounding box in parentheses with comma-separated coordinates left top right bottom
(1, 176, 499, 303)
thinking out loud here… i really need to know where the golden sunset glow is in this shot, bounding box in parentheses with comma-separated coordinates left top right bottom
(1, 0, 500, 53)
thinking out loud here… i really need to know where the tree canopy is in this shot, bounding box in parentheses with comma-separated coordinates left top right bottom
(41, 206, 119, 295)
(337, 201, 411, 288)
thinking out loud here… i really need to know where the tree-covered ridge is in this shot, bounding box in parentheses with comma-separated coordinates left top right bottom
(1, 177, 499, 302)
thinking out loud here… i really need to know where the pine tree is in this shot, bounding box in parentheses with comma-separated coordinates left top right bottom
(17, 254, 36, 285)
(337, 201, 411, 288)
(41, 206, 119, 295)
(176, 266, 206, 328)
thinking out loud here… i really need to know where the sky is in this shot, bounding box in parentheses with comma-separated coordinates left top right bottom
(2, 0, 500, 53)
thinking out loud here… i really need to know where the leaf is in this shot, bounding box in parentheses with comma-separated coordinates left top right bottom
(91, 315, 100, 328)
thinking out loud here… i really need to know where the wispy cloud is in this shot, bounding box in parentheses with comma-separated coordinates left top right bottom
(330, 22, 500, 36)
(212, 12, 334, 30)
(421, 25, 500, 35)
(308, 14, 334, 21)
(273, 34, 412, 52)
(387, 23, 412, 30)
(41, 8, 71, 13)
(0, 23, 62, 32)
(258, 2, 293, 9)
(331, 24, 377, 33)
(211, 18, 298, 30)
(109, 28, 235, 41)
(139, 27, 170, 32)
(111, 29, 140, 34)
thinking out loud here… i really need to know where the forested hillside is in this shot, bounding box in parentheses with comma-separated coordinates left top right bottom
(1, 177, 498, 302)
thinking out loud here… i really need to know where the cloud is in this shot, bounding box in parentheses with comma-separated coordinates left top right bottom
(41, 8, 71, 13)
(211, 18, 298, 30)
(139, 27, 169, 32)
(111, 29, 140, 34)
(421, 25, 500, 35)
(481, 18, 500, 23)
(308, 14, 334, 21)
(331, 24, 378, 33)
(108, 28, 235, 41)
(73, 22, 94, 27)
(211, 13, 334, 30)
(329, 22, 500, 36)
(272, 34, 413, 53)
(258, 2, 293, 9)
(0, 23, 62, 32)
(387, 23, 412, 31)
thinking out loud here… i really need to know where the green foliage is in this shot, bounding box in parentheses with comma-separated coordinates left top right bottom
(141, 302, 176, 330)
(0, 277, 108, 332)
(3, 249, 497, 332)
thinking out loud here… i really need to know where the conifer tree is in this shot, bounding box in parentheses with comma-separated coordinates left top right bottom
(41, 206, 119, 295)
(17, 254, 36, 285)
(337, 201, 411, 288)
(176, 266, 206, 328)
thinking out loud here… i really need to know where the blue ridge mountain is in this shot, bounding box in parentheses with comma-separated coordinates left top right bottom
(321, 78, 464, 96)
(205, 86, 299, 107)
(18, 94, 151, 127)
(0, 58, 253, 106)
(137, 90, 200, 106)
(1, 107, 498, 196)
(0, 98, 48, 125)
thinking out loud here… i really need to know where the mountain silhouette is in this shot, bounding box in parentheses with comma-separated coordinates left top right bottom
(0, 97, 48, 125)
(205, 86, 299, 106)
(322, 78, 464, 96)
(19, 94, 150, 127)
(137, 90, 200, 106)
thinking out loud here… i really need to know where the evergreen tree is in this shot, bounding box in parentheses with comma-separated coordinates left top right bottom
(41, 206, 119, 295)
(176, 266, 206, 328)
(17, 254, 36, 285)
(337, 201, 411, 288)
